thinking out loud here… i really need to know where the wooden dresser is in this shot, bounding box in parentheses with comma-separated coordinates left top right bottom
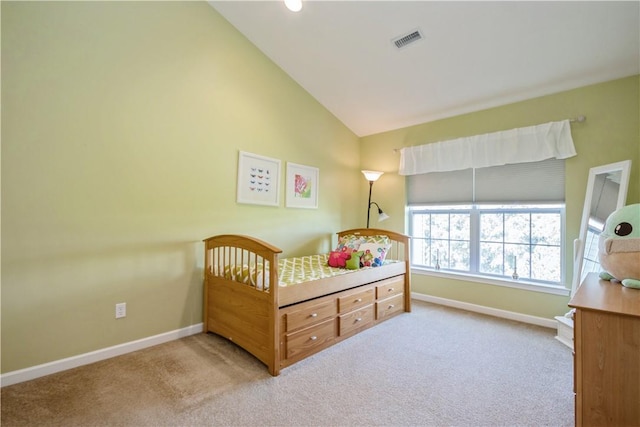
(568, 273, 640, 427)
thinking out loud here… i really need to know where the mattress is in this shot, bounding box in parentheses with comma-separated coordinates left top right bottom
(220, 254, 400, 289)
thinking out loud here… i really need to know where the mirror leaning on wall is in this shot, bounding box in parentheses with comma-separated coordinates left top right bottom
(570, 159, 632, 298)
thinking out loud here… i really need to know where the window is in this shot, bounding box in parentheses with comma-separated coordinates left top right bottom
(406, 159, 566, 287)
(411, 206, 472, 271)
(409, 204, 564, 284)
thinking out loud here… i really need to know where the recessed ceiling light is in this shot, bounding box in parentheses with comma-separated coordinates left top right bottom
(284, 0, 302, 12)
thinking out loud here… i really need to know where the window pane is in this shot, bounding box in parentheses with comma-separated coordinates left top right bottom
(531, 245, 561, 282)
(412, 214, 427, 238)
(450, 214, 470, 240)
(532, 213, 561, 246)
(505, 244, 530, 279)
(412, 237, 428, 266)
(480, 213, 503, 241)
(480, 242, 503, 274)
(450, 240, 470, 270)
(505, 213, 530, 244)
(433, 240, 449, 268)
(431, 214, 450, 239)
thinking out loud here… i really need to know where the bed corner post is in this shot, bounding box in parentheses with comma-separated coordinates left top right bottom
(405, 236, 412, 313)
(202, 238, 210, 333)
(268, 251, 281, 376)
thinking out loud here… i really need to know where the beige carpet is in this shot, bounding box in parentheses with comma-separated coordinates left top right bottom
(1, 301, 574, 426)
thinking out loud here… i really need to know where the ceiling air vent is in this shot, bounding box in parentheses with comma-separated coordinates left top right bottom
(392, 29, 423, 50)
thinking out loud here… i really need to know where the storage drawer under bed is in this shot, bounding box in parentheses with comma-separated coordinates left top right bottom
(285, 299, 337, 332)
(376, 293, 404, 320)
(339, 304, 375, 336)
(338, 287, 375, 314)
(376, 276, 404, 299)
(285, 318, 337, 360)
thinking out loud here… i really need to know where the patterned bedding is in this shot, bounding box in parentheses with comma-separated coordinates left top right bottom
(220, 254, 400, 289)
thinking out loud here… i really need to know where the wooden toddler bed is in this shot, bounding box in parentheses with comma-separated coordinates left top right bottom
(202, 228, 410, 375)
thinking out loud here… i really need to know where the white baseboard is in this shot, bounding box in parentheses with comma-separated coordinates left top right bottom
(412, 293, 557, 329)
(2, 297, 557, 387)
(1, 323, 203, 387)
(554, 334, 574, 349)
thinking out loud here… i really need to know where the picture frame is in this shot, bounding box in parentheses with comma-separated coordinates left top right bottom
(236, 151, 281, 206)
(286, 162, 319, 209)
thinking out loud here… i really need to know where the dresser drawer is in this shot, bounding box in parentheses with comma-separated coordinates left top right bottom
(376, 276, 404, 299)
(338, 287, 375, 314)
(285, 318, 337, 360)
(376, 293, 404, 320)
(339, 304, 374, 336)
(285, 299, 337, 332)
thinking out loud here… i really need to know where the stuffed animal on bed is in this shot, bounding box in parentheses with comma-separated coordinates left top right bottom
(598, 203, 640, 289)
(328, 248, 352, 268)
(346, 251, 364, 270)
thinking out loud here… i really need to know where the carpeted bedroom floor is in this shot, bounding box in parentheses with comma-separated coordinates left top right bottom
(1, 300, 574, 426)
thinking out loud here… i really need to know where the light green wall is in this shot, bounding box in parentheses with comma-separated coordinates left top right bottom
(3, 1, 639, 375)
(1, 2, 361, 373)
(361, 75, 640, 319)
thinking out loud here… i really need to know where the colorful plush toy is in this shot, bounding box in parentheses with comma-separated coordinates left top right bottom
(328, 247, 351, 268)
(346, 251, 364, 270)
(598, 203, 640, 289)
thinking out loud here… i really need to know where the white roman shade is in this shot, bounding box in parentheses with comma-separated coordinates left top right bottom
(399, 120, 576, 176)
(406, 168, 473, 204)
(407, 159, 566, 205)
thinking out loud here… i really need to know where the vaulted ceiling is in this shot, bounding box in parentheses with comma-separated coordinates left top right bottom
(210, 1, 640, 137)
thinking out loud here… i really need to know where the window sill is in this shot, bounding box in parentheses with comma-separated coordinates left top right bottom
(411, 267, 571, 296)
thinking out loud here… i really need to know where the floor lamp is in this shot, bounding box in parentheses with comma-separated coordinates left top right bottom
(362, 170, 390, 228)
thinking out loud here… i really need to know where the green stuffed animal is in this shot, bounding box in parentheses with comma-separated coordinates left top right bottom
(345, 251, 364, 270)
(598, 203, 640, 289)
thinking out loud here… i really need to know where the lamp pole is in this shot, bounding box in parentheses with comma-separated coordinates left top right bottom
(366, 180, 373, 228)
(362, 170, 384, 229)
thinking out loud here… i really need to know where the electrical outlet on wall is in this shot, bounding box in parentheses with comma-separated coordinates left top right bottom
(115, 302, 126, 319)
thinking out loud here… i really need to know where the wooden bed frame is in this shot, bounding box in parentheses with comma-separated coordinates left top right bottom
(202, 228, 411, 376)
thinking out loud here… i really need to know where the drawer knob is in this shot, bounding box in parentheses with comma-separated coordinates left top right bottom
(310, 313, 318, 318)
(355, 298, 362, 302)
(388, 288, 394, 292)
(355, 317, 362, 322)
(310, 336, 317, 341)
(388, 304, 395, 309)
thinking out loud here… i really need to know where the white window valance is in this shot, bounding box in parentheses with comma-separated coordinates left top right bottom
(398, 120, 577, 176)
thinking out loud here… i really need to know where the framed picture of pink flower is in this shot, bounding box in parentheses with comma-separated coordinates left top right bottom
(285, 162, 319, 209)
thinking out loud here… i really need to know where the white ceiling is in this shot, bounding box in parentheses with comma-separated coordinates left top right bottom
(210, 1, 640, 137)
